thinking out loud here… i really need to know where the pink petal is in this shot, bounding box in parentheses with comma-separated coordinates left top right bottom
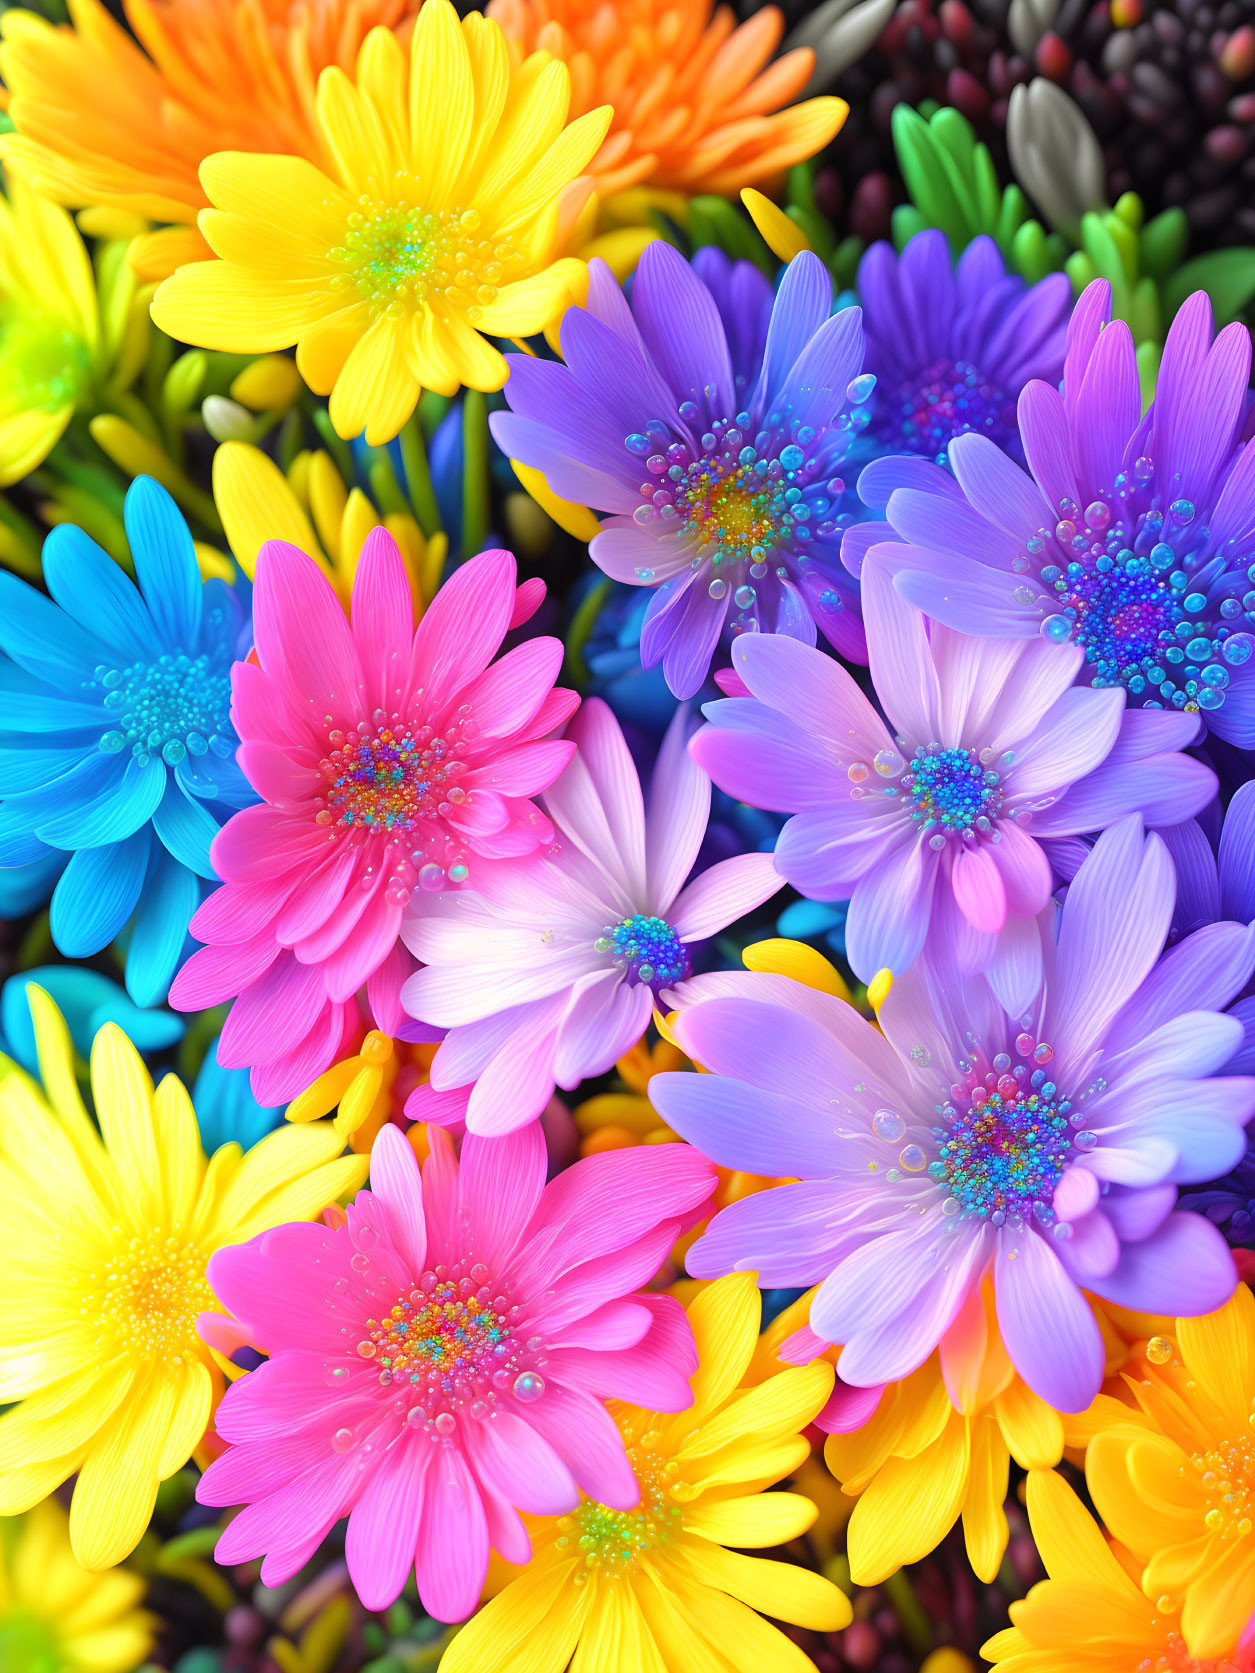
(462, 1409, 577, 1516)
(217, 954, 328, 1067)
(509, 575, 545, 629)
(461, 637, 566, 739)
(408, 547, 514, 714)
(351, 527, 415, 716)
(458, 1122, 547, 1268)
(367, 1124, 426, 1274)
(669, 850, 783, 943)
(514, 1380, 639, 1510)
(951, 844, 1008, 935)
(253, 540, 366, 725)
(414, 1447, 490, 1623)
(646, 704, 709, 910)
(211, 804, 332, 883)
(168, 930, 280, 1011)
(345, 1440, 431, 1611)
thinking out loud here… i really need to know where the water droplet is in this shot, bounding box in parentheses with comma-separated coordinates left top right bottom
(1146, 1336, 1173, 1366)
(332, 1427, 354, 1452)
(873, 1109, 906, 1142)
(898, 1144, 927, 1172)
(513, 1371, 546, 1402)
(1041, 614, 1072, 643)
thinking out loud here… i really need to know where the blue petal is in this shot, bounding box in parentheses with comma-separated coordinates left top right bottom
(0, 803, 57, 866)
(125, 477, 202, 646)
(0, 846, 64, 914)
(0, 569, 112, 682)
(0, 964, 184, 1072)
(35, 751, 166, 848)
(150, 778, 221, 879)
(42, 522, 160, 662)
(50, 827, 152, 957)
(0, 661, 103, 734)
(192, 1043, 283, 1153)
(124, 844, 201, 1007)
(0, 739, 99, 798)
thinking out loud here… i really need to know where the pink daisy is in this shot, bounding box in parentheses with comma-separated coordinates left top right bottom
(196, 1122, 714, 1619)
(398, 698, 783, 1135)
(168, 530, 577, 1103)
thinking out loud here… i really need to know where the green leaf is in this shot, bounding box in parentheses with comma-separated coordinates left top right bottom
(1164, 247, 1255, 325)
(1140, 206, 1188, 281)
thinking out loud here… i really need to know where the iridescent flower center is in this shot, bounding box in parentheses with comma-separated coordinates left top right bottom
(594, 913, 692, 989)
(89, 1229, 214, 1366)
(1, 313, 92, 412)
(874, 356, 1017, 460)
(93, 652, 235, 766)
(356, 1263, 545, 1435)
(1027, 471, 1255, 715)
(917, 1032, 1094, 1230)
(1193, 1437, 1255, 1541)
(556, 1443, 685, 1581)
(903, 745, 1003, 841)
(318, 721, 467, 833)
(623, 399, 861, 632)
(327, 193, 514, 324)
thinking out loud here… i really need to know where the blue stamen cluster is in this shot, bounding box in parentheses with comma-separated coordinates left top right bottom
(594, 913, 692, 989)
(873, 355, 1017, 462)
(901, 745, 1003, 845)
(1031, 472, 1255, 712)
(94, 652, 235, 767)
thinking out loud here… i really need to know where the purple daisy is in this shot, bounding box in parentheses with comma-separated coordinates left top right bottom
(490, 243, 867, 698)
(844, 281, 1255, 742)
(857, 229, 1072, 466)
(650, 815, 1255, 1413)
(398, 698, 782, 1136)
(690, 553, 1215, 1009)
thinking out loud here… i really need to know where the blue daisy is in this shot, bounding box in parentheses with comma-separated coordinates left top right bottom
(0, 476, 255, 1004)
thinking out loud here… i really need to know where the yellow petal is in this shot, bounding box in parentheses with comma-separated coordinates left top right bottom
(1176, 1283, 1255, 1430)
(70, 1375, 175, 1568)
(686, 1271, 761, 1414)
(0, 1363, 133, 1483)
(961, 1415, 1009, 1583)
(847, 1413, 970, 1584)
(151, 1071, 204, 1230)
(677, 1576, 833, 1672)
(677, 1361, 833, 1459)
(995, 1376, 1065, 1470)
(329, 312, 418, 445)
(671, 1540, 850, 1631)
(472, 259, 587, 336)
(740, 189, 812, 262)
(213, 440, 325, 579)
(1180, 1538, 1255, 1661)
(437, 1555, 587, 1673)
(1025, 1468, 1143, 1594)
(89, 1024, 160, 1222)
(155, 1358, 214, 1477)
(683, 1490, 817, 1549)
(510, 458, 600, 543)
(152, 261, 331, 352)
(407, 0, 473, 205)
(570, 1574, 666, 1673)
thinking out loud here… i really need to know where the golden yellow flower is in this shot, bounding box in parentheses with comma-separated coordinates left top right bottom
(0, 987, 368, 1569)
(485, 0, 846, 199)
(0, 1496, 152, 1673)
(985, 1468, 1255, 1673)
(286, 1027, 439, 1152)
(1084, 1285, 1255, 1660)
(0, 0, 421, 279)
(151, 0, 612, 443)
(440, 1271, 850, 1673)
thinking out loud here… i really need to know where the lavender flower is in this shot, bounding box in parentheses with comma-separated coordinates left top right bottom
(857, 229, 1072, 465)
(651, 816, 1255, 1413)
(845, 282, 1255, 742)
(399, 699, 781, 1135)
(491, 243, 867, 698)
(691, 554, 1214, 1008)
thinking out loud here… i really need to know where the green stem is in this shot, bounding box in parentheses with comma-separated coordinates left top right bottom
(398, 414, 441, 537)
(882, 1569, 933, 1656)
(311, 407, 355, 486)
(461, 389, 489, 558)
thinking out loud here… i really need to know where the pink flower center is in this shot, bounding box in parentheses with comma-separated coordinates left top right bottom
(353, 1260, 546, 1438)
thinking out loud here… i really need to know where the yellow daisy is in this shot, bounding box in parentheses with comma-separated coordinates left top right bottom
(1084, 1284, 1255, 1661)
(0, 987, 368, 1571)
(439, 1271, 850, 1673)
(0, 1496, 152, 1673)
(211, 438, 446, 609)
(151, 0, 612, 445)
(984, 1468, 1255, 1673)
(0, 174, 100, 486)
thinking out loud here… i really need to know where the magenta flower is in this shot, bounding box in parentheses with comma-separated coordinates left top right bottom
(400, 698, 782, 1135)
(168, 531, 577, 1103)
(692, 554, 1215, 1008)
(196, 1123, 714, 1619)
(651, 817, 1255, 1414)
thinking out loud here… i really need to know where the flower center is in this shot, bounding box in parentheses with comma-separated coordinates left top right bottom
(623, 410, 854, 629)
(0, 313, 91, 412)
(902, 745, 1003, 844)
(1136, 1633, 1244, 1673)
(899, 1032, 1093, 1230)
(873, 356, 1016, 460)
(0, 1611, 63, 1673)
(327, 196, 514, 323)
(1193, 1438, 1255, 1541)
(556, 1443, 685, 1580)
(355, 1261, 544, 1436)
(1027, 472, 1255, 716)
(91, 1230, 215, 1365)
(93, 652, 235, 766)
(594, 913, 692, 989)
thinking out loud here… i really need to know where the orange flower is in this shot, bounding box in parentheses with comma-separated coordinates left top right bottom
(484, 0, 846, 197)
(0, 0, 419, 277)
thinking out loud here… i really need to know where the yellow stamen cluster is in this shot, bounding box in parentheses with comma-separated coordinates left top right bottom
(327, 194, 516, 324)
(86, 1228, 215, 1368)
(556, 1437, 685, 1583)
